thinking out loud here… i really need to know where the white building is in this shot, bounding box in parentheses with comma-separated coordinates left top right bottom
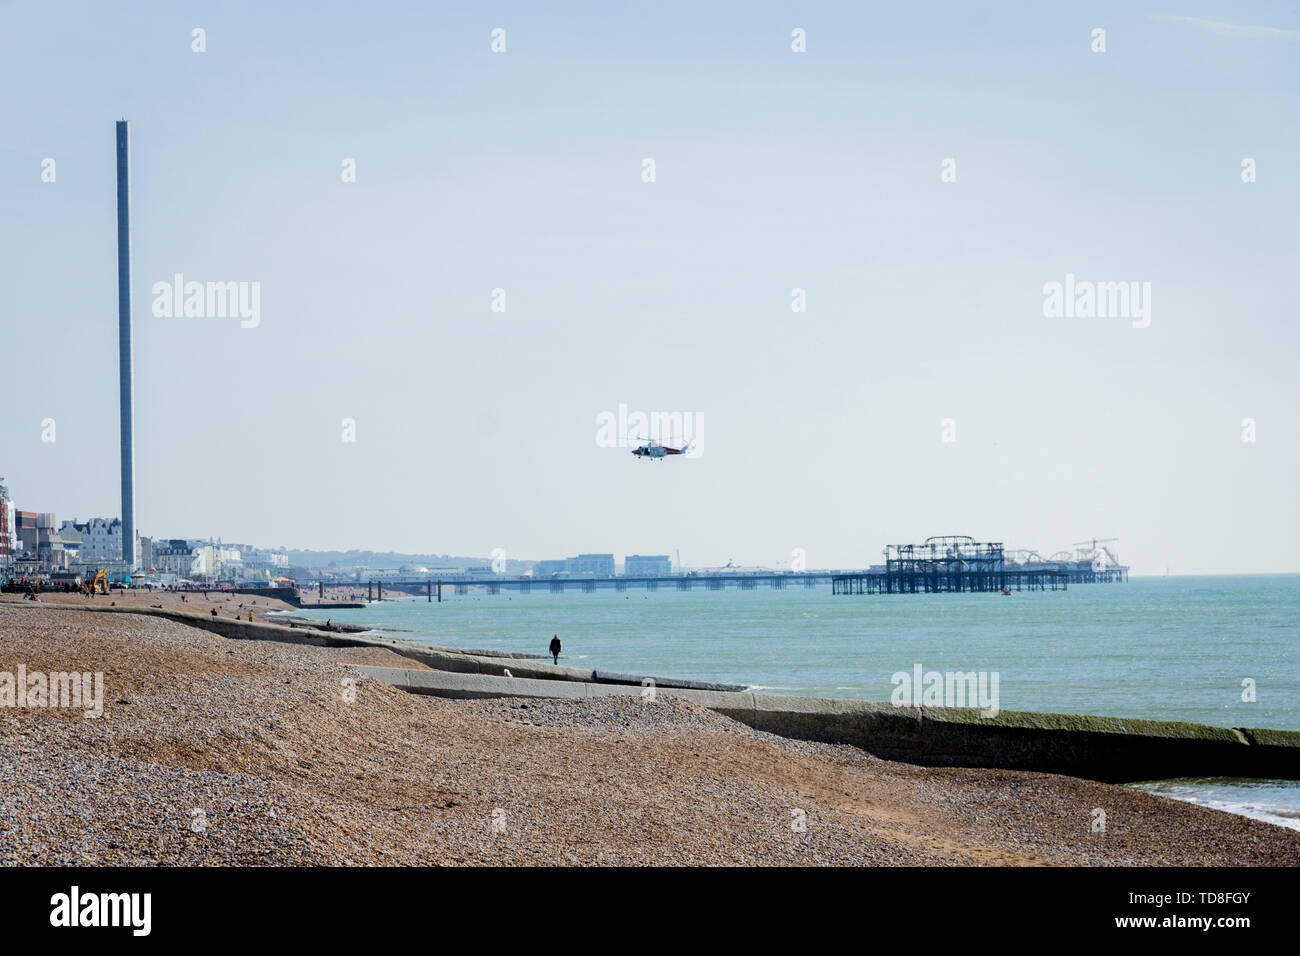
(70, 517, 139, 566)
(189, 543, 216, 577)
(3, 500, 16, 566)
(625, 554, 672, 576)
(154, 539, 196, 576)
(531, 554, 616, 577)
(227, 546, 289, 571)
(567, 553, 615, 576)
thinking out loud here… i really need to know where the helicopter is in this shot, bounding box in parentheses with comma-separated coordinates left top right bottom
(630, 437, 693, 460)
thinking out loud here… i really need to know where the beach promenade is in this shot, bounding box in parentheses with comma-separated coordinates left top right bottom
(2, 600, 1298, 866)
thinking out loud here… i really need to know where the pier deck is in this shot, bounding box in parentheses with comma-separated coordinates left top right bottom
(832, 569, 1067, 594)
(345, 537, 1126, 602)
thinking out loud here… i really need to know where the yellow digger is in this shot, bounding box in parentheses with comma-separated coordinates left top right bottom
(89, 571, 109, 595)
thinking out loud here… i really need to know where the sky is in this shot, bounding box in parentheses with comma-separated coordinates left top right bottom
(1, 1, 1297, 574)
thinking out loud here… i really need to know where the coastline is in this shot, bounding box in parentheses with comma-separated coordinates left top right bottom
(2, 600, 1298, 865)
(280, 580, 1300, 730)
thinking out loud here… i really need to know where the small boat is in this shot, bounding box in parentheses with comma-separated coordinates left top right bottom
(1001, 587, 1012, 596)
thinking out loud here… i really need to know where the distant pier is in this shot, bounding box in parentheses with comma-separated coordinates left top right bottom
(372, 572, 836, 598)
(832, 536, 1125, 596)
(350, 536, 1128, 601)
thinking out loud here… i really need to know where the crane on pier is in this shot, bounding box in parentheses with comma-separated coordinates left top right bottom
(1073, 537, 1118, 550)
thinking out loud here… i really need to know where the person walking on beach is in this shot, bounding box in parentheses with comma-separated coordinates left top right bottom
(549, 634, 561, 665)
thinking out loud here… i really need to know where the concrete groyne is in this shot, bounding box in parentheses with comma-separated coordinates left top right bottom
(354, 666, 1300, 785)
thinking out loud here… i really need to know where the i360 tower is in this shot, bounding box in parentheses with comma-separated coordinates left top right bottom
(116, 120, 136, 569)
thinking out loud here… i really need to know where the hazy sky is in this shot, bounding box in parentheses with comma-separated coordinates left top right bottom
(2, 1, 1297, 574)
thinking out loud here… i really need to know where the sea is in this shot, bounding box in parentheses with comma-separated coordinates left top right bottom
(289, 574, 1300, 831)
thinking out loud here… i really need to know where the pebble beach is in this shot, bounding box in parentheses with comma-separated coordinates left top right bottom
(2, 600, 1298, 866)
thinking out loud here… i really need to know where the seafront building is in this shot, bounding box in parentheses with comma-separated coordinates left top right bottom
(145, 540, 287, 582)
(57, 523, 83, 562)
(529, 553, 617, 577)
(0, 495, 286, 584)
(153, 539, 196, 577)
(235, 544, 289, 570)
(74, 517, 135, 565)
(625, 554, 672, 576)
(0, 482, 15, 567)
(569, 554, 615, 576)
(525, 553, 676, 577)
(16, 512, 65, 568)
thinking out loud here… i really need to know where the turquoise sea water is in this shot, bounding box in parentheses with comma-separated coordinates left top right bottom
(292, 574, 1300, 830)
(1128, 778, 1300, 832)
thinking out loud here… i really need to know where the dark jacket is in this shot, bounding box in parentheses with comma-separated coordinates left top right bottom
(549, 637, 561, 655)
